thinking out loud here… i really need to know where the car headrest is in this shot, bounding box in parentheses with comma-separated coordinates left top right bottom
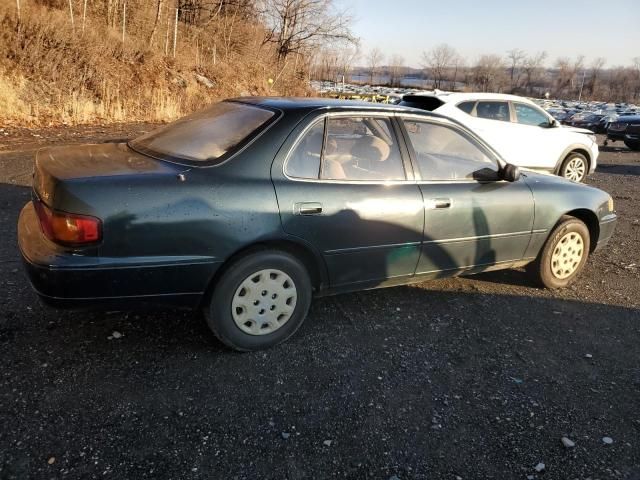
(351, 136, 390, 162)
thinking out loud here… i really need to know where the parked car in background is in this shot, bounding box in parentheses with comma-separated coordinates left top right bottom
(606, 114, 640, 149)
(400, 92, 599, 182)
(18, 98, 617, 350)
(623, 123, 640, 151)
(566, 113, 606, 133)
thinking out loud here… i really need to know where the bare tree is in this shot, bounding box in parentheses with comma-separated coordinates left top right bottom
(422, 43, 456, 89)
(588, 57, 606, 97)
(149, 0, 166, 45)
(68, 0, 75, 33)
(471, 54, 507, 92)
(260, 0, 355, 62)
(449, 54, 465, 91)
(388, 54, 405, 87)
(555, 55, 584, 97)
(366, 47, 383, 84)
(522, 51, 547, 95)
(506, 48, 525, 91)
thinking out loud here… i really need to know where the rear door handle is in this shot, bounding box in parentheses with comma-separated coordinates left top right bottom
(431, 198, 452, 209)
(294, 202, 323, 215)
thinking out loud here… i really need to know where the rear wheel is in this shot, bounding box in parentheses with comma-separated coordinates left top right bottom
(559, 152, 588, 182)
(624, 140, 640, 151)
(204, 250, 312, 351)
(527, 217, 590, 289)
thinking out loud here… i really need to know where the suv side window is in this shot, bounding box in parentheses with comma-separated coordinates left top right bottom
(514, 103, 550, 127)
(403, 119, 499, 181)
(285, 120, 324, 179)
(322, 117, 406, 181)
(457, 101, 476, 114)
(475, 101, 510, 122)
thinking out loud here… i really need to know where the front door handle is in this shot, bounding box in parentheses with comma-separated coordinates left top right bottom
(431, 198, 452, 209)
(294, 202, 323, 216)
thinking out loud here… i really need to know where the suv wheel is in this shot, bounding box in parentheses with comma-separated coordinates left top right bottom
(559, 152, 588, 182)
(527, 217, 590, 289)
(204, 250, 312, 351)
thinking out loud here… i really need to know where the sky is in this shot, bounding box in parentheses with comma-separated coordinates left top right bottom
(335, 0, 640, 68)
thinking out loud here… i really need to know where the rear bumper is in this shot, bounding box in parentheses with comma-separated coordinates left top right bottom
(595, 214, 617, 252)
(18, 202, 221, 309)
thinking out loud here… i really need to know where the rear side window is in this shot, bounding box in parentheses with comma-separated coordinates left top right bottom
(286, 116, 407, 181)
(475, 101, 510, 122)
(129, 101, 276, 164)
(457, 101, 476, 114)
(323, 117, 406, 181)
(285, 121, 324, 179)
(514, 103, 550, 127)
(403, 120, 497, 181)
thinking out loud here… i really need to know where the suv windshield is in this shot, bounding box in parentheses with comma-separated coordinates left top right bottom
(129, 101, 276, 164)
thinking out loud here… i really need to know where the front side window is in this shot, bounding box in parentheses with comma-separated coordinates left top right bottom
(403, 120, 498, 181)
(475, 101, 510, 122)
(129, 101, 276, 164)
(514, 103, 550, 127)
(321, 117, 406, 181)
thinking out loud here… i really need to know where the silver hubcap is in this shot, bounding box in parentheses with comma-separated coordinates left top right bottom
(564, 157, 586, 182)
(231, 269, 297, 335)
(551, 232, 584, 279)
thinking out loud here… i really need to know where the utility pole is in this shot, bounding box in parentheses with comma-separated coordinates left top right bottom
(578, 70, 586, 101)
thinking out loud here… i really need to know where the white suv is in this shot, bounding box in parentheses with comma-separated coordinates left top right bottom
(400, 92, 599, 182)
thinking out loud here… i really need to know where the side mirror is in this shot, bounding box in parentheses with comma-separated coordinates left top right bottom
(501, 163, 521, 182)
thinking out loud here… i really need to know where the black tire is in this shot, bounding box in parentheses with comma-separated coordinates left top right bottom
(624, 140, 640, 151)
(204, 250, 312, 351)
(527, 217, 590, 289)
(559, 152, 589, 183)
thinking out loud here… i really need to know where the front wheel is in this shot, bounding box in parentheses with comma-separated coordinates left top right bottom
(624, 140, 640, 151)
(204, 250, 312, 351)
(559, 152, 588, 182)
(527, 217, 590, 289)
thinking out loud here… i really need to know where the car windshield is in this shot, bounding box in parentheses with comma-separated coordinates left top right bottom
(129, 101, 276, 164)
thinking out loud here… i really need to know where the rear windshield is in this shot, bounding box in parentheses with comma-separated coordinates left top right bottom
(129, 101, 277, 164)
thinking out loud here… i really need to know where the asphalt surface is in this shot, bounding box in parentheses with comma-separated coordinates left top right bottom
(0, 126, 639, 479)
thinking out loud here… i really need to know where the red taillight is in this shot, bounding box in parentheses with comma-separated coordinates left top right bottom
(34, 199, 101, 246)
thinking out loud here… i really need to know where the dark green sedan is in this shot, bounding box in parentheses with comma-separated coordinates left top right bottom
(18, 98, 617, 350)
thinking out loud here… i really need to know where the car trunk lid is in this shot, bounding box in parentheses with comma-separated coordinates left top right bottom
(33, 142, 182, 209)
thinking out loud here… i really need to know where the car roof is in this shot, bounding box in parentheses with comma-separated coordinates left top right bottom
(405, 91, 538, 105)
(229, 96, 424, 114)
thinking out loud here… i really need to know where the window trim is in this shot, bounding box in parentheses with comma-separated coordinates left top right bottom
(398, 114, 505, 183)
(282, 112, 414, 184)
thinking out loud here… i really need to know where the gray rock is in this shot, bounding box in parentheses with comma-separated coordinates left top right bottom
(323, 439, 332, 446)
(602, 436, 613, 444)
(561, 436, 575, 448)
(534, 462, 545, 472)
(281, 432, 290, 439)
(194, 73, 215, 89)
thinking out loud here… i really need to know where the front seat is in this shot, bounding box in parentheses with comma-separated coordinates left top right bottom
(348, 136, 392, 179)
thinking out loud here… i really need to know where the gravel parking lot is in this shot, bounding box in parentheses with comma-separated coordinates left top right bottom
(1, 126, 639, 479)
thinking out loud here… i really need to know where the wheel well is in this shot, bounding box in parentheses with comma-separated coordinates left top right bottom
(559, 148, 591, 173)
(200, 240, 326, 308)
(562, 209, 599, 252)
